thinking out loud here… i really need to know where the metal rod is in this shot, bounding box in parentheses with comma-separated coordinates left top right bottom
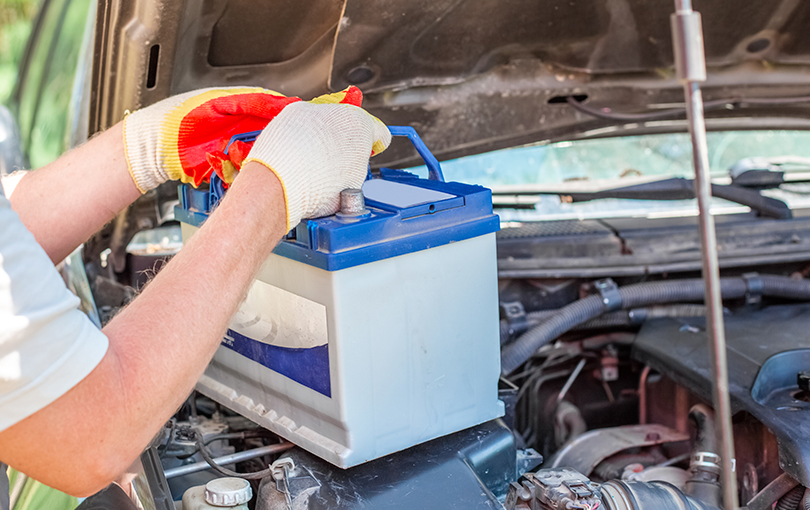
(557, 358, 587, 403)
(638, 365, 651, 425)
(163, 442, 293, 479)
(671, 2, 738, 509)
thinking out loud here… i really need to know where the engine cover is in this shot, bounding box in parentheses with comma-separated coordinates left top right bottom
(632, 304, 810, 485)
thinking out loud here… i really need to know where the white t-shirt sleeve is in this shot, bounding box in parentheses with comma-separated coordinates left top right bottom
(0, 182, 108, 432)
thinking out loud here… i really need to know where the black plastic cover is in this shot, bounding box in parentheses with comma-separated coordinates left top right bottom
(632, 305, 810, 485)
(257, 419, 517, 510)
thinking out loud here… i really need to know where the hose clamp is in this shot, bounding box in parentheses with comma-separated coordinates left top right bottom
(691, 451, 721, 470)
(742, 272, 763, 306)
(594, 279, 623, 312)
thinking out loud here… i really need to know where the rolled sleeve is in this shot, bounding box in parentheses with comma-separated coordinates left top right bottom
(0, 189, 108, 432)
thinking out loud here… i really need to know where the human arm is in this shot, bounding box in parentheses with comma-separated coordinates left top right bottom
(5, 86, 323, 264)
(0, 162, 286, 496)
(0, 101, 389, 496)
(6, 123, 140, 264)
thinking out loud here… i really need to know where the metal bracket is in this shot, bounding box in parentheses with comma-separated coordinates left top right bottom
(501, 301, 529, 337)
(270, 458, 295, 510)
(594, 279, 623, 312)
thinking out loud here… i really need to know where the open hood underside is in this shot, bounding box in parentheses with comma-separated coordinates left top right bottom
(92, 0, 810, 166)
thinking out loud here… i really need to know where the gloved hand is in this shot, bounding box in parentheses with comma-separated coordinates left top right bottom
(242, 101, 391, 231)
(122, 86, 365, 193)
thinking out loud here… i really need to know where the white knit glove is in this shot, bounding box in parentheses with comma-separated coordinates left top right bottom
(242, 102, 391, 231)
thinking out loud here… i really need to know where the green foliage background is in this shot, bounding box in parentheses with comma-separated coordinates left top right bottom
(0, 0, 37, 103)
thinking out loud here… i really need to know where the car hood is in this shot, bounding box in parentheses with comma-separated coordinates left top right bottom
(92, 0, 810, 167)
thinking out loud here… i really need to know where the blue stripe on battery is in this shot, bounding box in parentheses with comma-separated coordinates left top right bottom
(224, 329, 331, 397)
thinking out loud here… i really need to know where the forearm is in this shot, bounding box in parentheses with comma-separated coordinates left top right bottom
(7, 122, 140, 263)
(0, 163, 285, 496)
(102, 161, 286, 444)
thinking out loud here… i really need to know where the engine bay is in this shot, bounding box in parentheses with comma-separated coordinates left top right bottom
(105, 203, 810, 510)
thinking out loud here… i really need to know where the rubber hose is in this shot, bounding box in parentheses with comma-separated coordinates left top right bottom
(776, 485, 805, 510)
(501, 294, 605, 373)
(645, 304, 711, 319)
(761, 275, 810, 299)
(801, 488, 810, 510)
(499, 306, 711, 345)
(500, 275, 810, 375)
(501, 278, 743, 374)
(689, 404, 717, 455)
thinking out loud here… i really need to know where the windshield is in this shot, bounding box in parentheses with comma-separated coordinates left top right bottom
(409, 130, 810, 221)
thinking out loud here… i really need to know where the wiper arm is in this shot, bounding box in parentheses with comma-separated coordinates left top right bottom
(729, 157, 810, 189)
(495, 177, 792, 219)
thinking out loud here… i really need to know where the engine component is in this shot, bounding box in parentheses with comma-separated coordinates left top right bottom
(501, 274, 810, 375)
(506, 469, 718, 510)
(600, 479, 717, 510)
(162, 416, 230, 459)
(554, 401, 587, 447)
(254, 419, 520, 510)
(633, 305, 810, 485)
(182, 477, 252, 510)
(548, 424, 689, 477)
(684, 405, 722, 509)
(623, 466, 689, 490)
(776, 486, 805, 510)
(505, 468, 602, 510)
(499, 305, 712, 346)
(163, 443, 293, 480)
(746, 473, 801, 510)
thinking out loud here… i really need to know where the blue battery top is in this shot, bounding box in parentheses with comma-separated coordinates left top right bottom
(175, 127, 499, 272)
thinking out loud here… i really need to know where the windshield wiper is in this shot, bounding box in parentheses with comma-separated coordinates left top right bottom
(493, 177, 792, 219)
(730, 157, 810, 189)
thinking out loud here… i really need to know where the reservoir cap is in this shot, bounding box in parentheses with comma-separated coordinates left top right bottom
(204, 477, 252, 507)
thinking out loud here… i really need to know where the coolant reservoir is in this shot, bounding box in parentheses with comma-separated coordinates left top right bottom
(175, 128, 504, 468)
(182, 478, 251, 509)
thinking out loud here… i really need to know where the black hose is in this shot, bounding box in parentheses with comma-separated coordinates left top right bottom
(689, 404, 717, 455)
(777, 486, 806, 510)
(501, 275, 810, 375)
(194, 431, 292, 480)
(499, 305, 712, 345)
(685, 404, 722, 508)
(503, 294, 606, 373)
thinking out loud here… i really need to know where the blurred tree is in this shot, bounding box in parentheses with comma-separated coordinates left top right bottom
(0, 0, 39, 102)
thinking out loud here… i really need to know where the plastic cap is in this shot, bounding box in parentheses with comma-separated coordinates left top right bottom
(204, 478, 252, 507)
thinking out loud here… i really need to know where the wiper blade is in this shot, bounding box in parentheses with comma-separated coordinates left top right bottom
(495, 177, 792, 219)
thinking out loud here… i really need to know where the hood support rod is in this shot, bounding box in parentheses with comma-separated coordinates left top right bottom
(671, 2, 738, 509)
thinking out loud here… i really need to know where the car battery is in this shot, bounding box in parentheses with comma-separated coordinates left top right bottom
(175, 127, 504, 468)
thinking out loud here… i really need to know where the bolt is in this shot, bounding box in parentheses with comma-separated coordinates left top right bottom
(336, 188, 370, 219)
